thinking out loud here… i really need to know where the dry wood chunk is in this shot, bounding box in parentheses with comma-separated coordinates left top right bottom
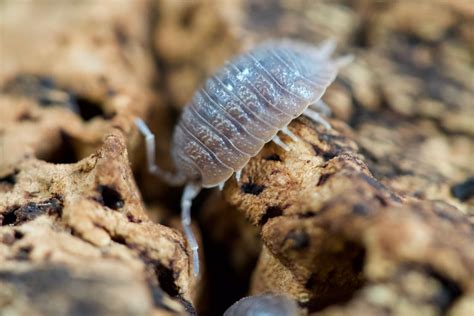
(0, 130, 199, 315)
(223, 118, 473, 315)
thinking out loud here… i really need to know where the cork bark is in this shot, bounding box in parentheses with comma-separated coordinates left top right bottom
(1, 0, 473, 315)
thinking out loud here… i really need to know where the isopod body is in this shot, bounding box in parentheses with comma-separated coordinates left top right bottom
(135, 39, 351, 276)
(224, 294, 299, 316)
(171, 39, 346, 187)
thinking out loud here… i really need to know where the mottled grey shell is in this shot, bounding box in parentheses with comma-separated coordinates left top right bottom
(224, 294, 299, 316)
(171, 40, 341, 188)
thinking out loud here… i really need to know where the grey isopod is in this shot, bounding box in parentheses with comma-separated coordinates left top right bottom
(224, 294, 299, 316)
(135, 39, 352, 277)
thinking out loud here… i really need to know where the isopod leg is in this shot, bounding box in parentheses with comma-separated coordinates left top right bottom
(135, 118, 185, 186)
(235, 170, 242, 182)
(317, 38, 337, 58)
(281, 126, 299, 142)
(302, 108, 331, 129)
(181, 183, 201, 277)
(272, 135, 290, 151)
(135, 118, 157, 174)
(333, 54, 354, 68)
(218, 182, 225, 191)
(309, 99, 331, 116)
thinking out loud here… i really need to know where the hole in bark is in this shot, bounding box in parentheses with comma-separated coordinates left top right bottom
(313, 142, 347, 161)
(241, 182, 265, 195)
(111, 234, 127, 245)
(2, 74, 115, 121)
(14, 230, 24, 240)
(311, 144, 323, 156)
(317, 173, 333, 186)
(264, 154, 281, 161)
(1, 209, 18, 226)
(353, 23, 371, 48)
(0, 172, 17, 186)
(74, 97, 106, 121)
(374, 194, 388, 207)
(96, 185, 124, 210)
(259, 206, 283, 225)
(322, 150, 339, 161)
(451, 177, 474, 202)
(38, 131, 77, 164)
(155, 264, 179, 297)
(351, 248, 366, 273)
(0, 171, 17, 191)
(1, 197, 63, 226)
(297, 211, 318, 218)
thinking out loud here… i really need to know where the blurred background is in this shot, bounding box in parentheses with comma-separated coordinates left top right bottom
(0, 0, 473, 315)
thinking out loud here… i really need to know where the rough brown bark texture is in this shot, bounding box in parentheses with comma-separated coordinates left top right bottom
(1, 1, 196, 315)
(1, 0, 473, 315)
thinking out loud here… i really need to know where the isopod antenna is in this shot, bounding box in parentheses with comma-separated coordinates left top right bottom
(135, 118, 186, 186)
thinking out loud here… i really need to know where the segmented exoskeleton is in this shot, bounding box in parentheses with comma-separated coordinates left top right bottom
(224, 294, 298, 316)
(135, 39, 352, 276)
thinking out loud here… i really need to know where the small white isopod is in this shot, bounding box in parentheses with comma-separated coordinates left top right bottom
(135, 39, 352, 276)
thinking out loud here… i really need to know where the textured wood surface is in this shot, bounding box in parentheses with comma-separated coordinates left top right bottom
(1, 0, 473, 315)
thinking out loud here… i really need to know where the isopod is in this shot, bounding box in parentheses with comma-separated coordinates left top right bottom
(224, 294, 299, 316)
(135, 39, 352, 276)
